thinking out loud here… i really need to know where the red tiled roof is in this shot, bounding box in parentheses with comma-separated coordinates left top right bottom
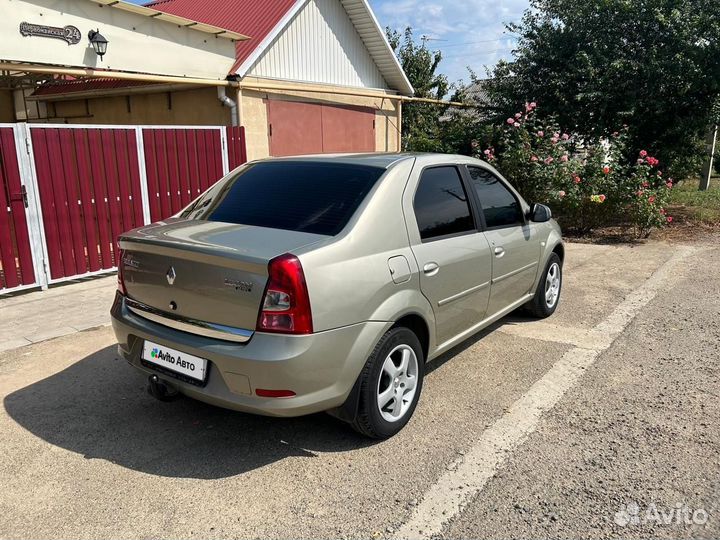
(32, 77, 161, 97)
(144, 0, 298, 72)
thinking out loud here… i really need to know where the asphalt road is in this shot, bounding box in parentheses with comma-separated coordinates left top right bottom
(0, 238, 718, 539)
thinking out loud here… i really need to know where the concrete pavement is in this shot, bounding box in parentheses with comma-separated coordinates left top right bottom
(0, 275, 115, 353)
(0, 238, 718, 539)
(444, 240, 720, 539)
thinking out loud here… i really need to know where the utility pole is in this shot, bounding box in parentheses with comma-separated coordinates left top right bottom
(699, 124, 717, 191)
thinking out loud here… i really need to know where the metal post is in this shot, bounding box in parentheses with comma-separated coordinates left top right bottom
(396, 99, 403, 152)
(699, 125, 717, 191)
(135, 127, 152, 225)
(13, 123, 50, 289)
(219, 127, 230, 175)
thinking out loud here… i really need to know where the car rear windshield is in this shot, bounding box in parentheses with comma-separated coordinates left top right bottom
(180, 161, 385, 236)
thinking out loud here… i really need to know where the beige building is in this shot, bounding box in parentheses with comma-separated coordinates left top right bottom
(1, 0, 413, 160)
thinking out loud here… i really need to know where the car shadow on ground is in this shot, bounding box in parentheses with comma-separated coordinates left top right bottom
(4, 345, 375, 479)
(425, 319, 507, 376)
(3, 316, 528, 480)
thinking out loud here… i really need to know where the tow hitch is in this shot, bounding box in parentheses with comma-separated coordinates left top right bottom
(147, 374, 179, 402)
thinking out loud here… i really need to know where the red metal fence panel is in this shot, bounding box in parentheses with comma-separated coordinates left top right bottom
(142, 128, 228, 221)
(226, 126, 248, 170)
(0, 128, 35, 290)
(30, 127, 145, 280)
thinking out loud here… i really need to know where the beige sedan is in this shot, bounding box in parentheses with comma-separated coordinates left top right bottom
(111, 153, 564, 438)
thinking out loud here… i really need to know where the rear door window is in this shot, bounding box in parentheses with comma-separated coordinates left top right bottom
(467, 167, 524, 228)
(413, 166, 475, 241)
(181, 161, 385, 236)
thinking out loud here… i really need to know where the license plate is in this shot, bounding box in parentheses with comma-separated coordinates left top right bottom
(141, 340, 207, 382)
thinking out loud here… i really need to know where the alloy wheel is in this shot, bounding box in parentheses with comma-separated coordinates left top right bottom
(545, 262, 561, 308)
(376, 344, 419, 423)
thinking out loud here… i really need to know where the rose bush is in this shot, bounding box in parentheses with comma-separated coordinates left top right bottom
(473, 104, 672, 236)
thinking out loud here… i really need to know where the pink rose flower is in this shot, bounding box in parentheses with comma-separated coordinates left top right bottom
(639, 150, 648, 157)
(507, 118, 514, 125)
(598, 194, 606, 202)
(530, 155, 538, 162)
(642, 181, 649, 188)
(666, 181, 673, 188)
(560, 154, 569, 162)
(544, 156, 554, 164)
(648, 196, 656, 203)
(515, 112, 522, 119)
(667, 216, 673, 223)
(537, 130, 544, 137)
(529, 101, 537, 108)
(637, 158, 644, 164)
(558, 190, 566, 197)
(561, 133, 569, 140)
(603, 166, 610, 174)
(513, 121, 520, 128)
(574, 176, 582, 184)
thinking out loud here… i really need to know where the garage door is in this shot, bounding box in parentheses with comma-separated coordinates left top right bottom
(267, 99, 375, 156)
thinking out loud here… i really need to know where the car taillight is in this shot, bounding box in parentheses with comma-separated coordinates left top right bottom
(256, 254, 313, 334)
(117, 249, 127, 295)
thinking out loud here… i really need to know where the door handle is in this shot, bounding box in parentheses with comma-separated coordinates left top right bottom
(494, 246, 505, 257)
(423, 262, 439, 276)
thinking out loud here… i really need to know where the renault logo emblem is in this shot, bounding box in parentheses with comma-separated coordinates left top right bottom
(166, 266, 176, 285)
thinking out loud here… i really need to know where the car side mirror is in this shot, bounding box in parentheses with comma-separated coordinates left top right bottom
(529, 203, 552, 222)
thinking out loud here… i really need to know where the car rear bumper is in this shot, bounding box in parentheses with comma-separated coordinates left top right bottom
(111, 292, 390, 417)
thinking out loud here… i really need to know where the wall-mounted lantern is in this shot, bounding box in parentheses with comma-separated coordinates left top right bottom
(88, 29, 108, 60)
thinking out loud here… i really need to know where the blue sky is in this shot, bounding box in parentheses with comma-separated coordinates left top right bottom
(370, 0, 527, 85)
(127, 0, 528, 85)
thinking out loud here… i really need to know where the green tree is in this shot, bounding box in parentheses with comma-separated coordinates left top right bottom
(387, 28, 449, 151)
(488, 0, 720, 178)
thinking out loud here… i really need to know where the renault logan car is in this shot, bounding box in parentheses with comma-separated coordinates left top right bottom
(111, 153, 564, 438)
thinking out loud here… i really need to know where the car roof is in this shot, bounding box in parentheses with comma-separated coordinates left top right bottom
(253, 152, 483, 169)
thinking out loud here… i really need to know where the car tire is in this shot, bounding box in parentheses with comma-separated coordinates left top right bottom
(525, 252, 563, 318)
(350, 327, 425, 439)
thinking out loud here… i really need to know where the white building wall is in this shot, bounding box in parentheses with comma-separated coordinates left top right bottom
(2, 0, 237, 80)
(247, 0, 389, 90)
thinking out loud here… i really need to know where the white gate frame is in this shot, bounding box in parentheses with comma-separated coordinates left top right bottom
(0, 123, 46, 295)
(1, 123, 233, 295)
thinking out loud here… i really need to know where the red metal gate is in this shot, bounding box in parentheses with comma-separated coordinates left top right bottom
(143, 127, 225, 222)
(30, 127, 145, 280)
(0, 127, 35, 290)
(1, 123, 246, 293)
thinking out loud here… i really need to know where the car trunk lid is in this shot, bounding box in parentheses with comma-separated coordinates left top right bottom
(118, 218, 326, 333)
